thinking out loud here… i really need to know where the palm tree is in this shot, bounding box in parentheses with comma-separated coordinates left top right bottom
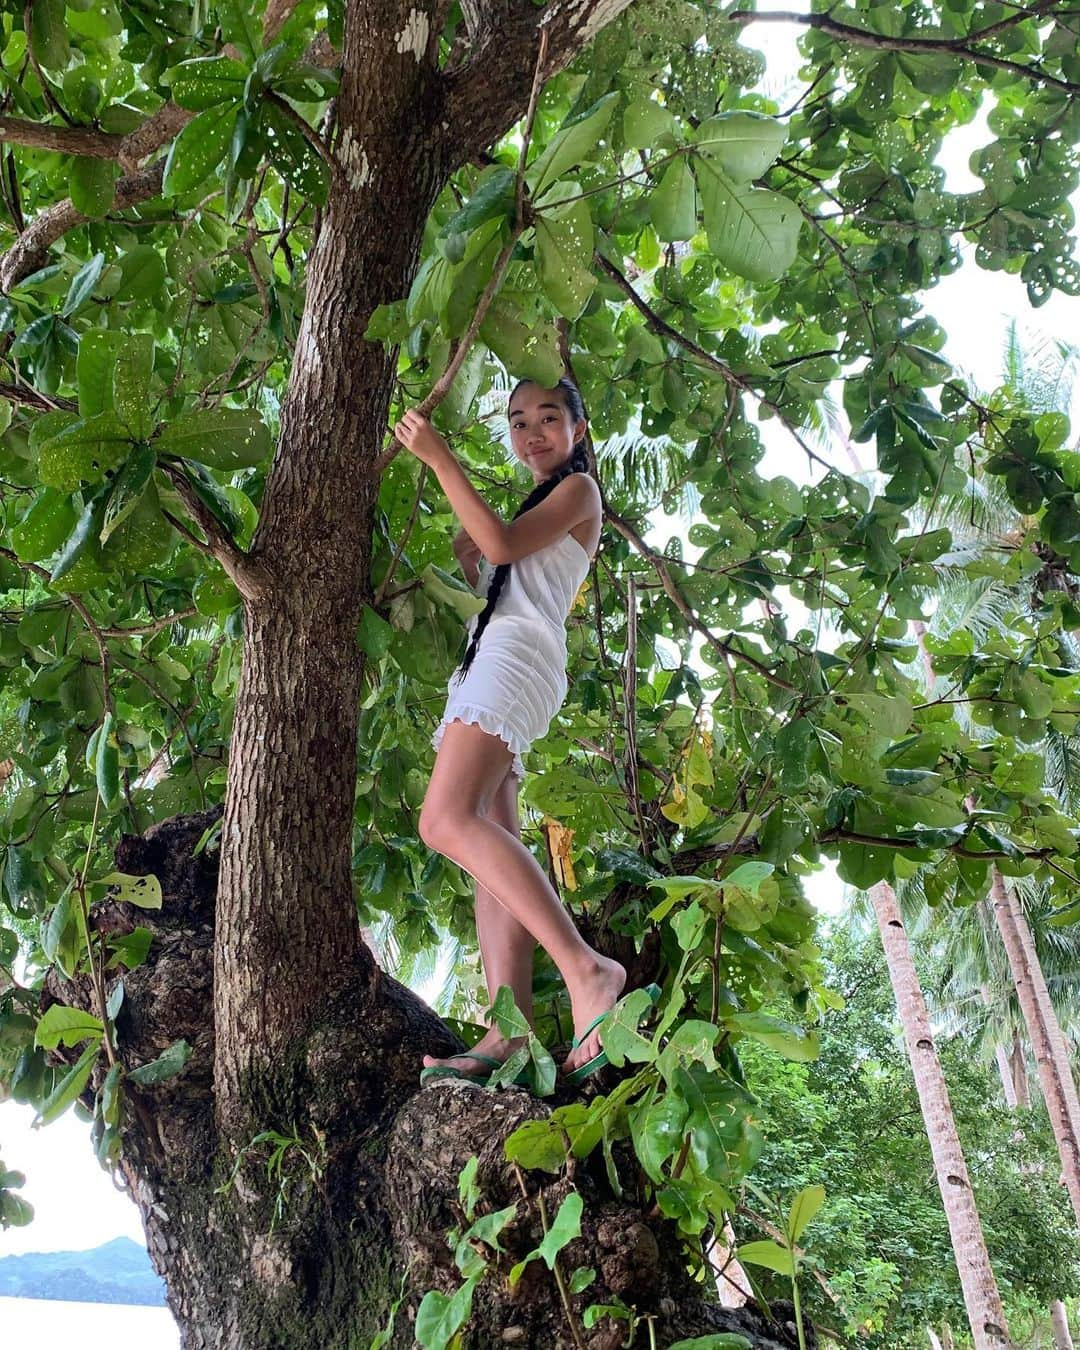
(868, 880, 1012, 1347)
(907, 318, 1080, 1230)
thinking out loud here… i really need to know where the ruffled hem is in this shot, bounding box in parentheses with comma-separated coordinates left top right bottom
(431, 708, 527, 779)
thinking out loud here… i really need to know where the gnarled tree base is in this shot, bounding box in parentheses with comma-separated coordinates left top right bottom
(44, 812, 810, 1349)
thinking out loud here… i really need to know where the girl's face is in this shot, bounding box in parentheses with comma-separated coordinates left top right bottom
(508, 384, 587, 484)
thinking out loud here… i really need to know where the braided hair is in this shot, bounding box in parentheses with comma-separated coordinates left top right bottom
(454, 376, 590, 685)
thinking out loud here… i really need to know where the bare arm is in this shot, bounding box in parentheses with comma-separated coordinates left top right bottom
(392, 411, 600, 565)
(432, 454, 598, 564)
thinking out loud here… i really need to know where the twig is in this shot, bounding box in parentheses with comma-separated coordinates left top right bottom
(595, 252, 838, 476)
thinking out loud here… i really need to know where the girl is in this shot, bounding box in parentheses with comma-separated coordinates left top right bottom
(393, 377, 628, 1086)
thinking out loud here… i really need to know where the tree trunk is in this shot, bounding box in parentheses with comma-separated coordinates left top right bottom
(1051, 1299, 1075, 1350)
(869, 883, 1010, 1349)
(989, 867, 1080, 1226)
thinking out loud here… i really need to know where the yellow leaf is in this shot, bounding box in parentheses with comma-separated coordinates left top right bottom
(544, 816, 577, 891)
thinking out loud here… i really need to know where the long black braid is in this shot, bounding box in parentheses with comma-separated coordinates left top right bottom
(454, 376, 590, 685)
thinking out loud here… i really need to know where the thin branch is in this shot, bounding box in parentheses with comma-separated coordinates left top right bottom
(728, 7, 1080, 96)
(604, 504, 798, 692)
(594, 252, 839, 475)
(0, 116, 123, 157)
(99, 608, 199, 639)
(374, 463, 428, 604)
(374, 26, 551, 476)
(158, 462, 271, 600)
(263, 90, 336, 171)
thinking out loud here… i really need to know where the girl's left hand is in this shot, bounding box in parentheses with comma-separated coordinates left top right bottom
(393, 410, 451, 467)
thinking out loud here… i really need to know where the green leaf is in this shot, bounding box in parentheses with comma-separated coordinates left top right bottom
(601, 987, 658, 1067)
(91, 871, 163, 910)
(35, 1004, 104, 1050)
(95, 711, 119, 809)
(534, 201, 595, 319)
(504, 1119, 570, 1174)
(11, 490, 78, 562)
(37, 1042, 99, 1125)
(162, 104, 238, 196)
(526, 92, 619, 198)
(127, 1039, 191, 1086)
(489, 984, 530, 1039)
(440, 166, 515, 237)
(114, 245, 167, 303)
(420, 563, 486, 622)
(695, 112, 787, 182)
(478, 293, 562, 385)
(414, 1273, 478, 1350)
(70, 160, 118, 219)
(62, 252, 105, 315)
(787, 1183, 826, 1244)
(569, 1266, 595, 1294)
(624, 97, 677, 150)
(30, 0, 69, 71)
(693, 157, 800, 284)
(154, 407, 270, 469)
(357, 604, 394, 659)
(101, 444, 156, 545)
(737, 1238, 795, 1276)
(723, 1011, 820, 1062)
(163, 56, 248, 110)
(76, 329, 124, 417)
(38, 412, 133, 491)
(50, 494, 104, 583)
(113, 334, 155, 439)
(650, 156, 698, 242)
(669, 1337, 752, 1349)
(538, 1190, 582, 1268)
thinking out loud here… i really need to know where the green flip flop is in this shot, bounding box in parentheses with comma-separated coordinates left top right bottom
(419, 1052, 503, 1086)
(564, 983, 662, 1087)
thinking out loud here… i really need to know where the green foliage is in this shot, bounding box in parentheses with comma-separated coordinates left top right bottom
(741, 927, 1080, 1343)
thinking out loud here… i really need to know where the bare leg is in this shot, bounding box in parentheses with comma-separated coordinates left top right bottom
(419, 720, 625, 1075)
(422, 770, 536, 1074)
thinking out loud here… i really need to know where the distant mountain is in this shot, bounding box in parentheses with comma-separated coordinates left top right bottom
(0, 1235, 165, 1305)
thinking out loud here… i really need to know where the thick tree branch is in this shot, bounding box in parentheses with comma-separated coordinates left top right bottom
(0, 103, 195, 292)
(0, 161, 166, 292)
(443, 0, 638, 163)
(728, 7, 1080, 96)
(0, 116, 124, 157)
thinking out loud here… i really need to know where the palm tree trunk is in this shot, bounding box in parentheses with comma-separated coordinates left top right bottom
(989, 867, 1080, 1225)
(1051, 1299, 1075, 1350)
(870, 882, 1011, 1348)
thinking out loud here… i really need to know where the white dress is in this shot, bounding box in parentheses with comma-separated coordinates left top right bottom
(431, 532, 591, 779)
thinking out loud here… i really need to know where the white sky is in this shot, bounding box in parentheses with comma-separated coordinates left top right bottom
(3, 0, 1077, 1282)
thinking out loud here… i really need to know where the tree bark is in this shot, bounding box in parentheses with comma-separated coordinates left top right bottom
(988, 867, 1080, 1227)
(869, 883, 1010, 1349)
(1051, 1299, 1076, 1350)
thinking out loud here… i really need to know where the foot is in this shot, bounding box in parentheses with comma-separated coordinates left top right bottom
(562, 955, 627, 1076)
(421, 1032, 525, 1081)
